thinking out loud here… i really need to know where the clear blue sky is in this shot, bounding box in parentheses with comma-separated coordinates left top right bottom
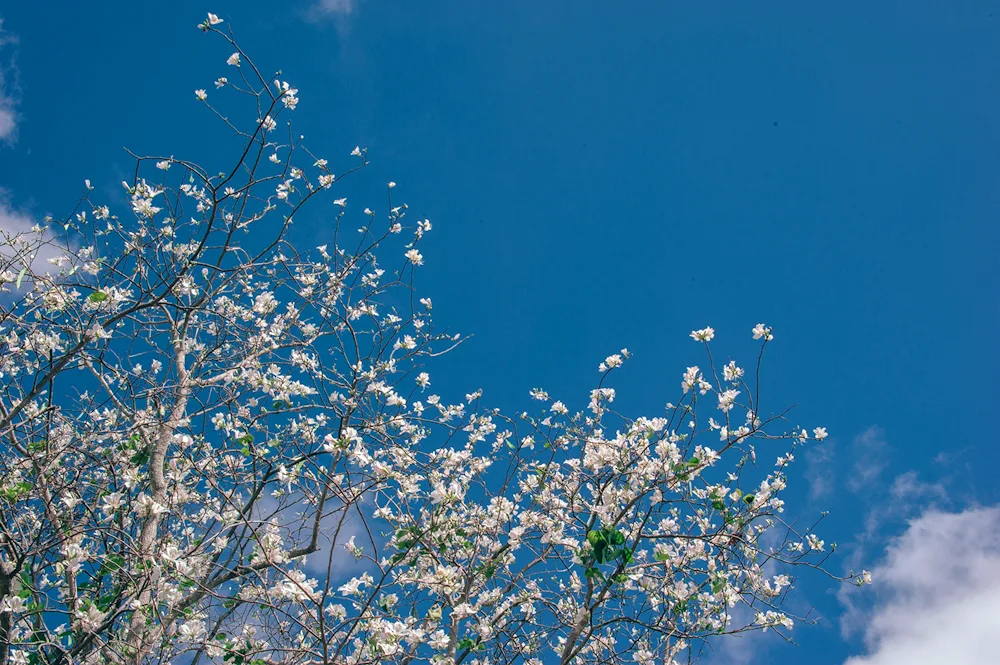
(1, 2, 997, 663)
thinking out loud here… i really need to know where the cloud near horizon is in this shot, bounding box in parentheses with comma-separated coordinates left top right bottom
(842, 505, 1000, 665)
(0, 18, 19, 140)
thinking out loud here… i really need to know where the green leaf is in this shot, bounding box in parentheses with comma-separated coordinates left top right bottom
(711, 578, 726, 593)
(654, 551, 670, 562)
(742, 494, 756, 505)
(587, 530, 605, 548)
(15, 268, 26, 289)
(130, 448, 150, 466)
(1, 481, 34, 501)
(712, 500, 726, 511)
(88, 291, 109, 303)
(103, 554, 125, 574)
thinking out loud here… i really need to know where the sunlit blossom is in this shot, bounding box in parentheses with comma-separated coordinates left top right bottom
(0, 23, 857, 665)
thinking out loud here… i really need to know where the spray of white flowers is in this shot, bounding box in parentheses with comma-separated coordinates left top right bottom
(0, 13, 868, 665)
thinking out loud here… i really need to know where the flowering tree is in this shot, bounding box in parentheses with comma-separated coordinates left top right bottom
(0, 13, 868, 665)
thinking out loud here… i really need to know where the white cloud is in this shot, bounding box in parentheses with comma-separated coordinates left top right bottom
(847, 426, 889, 493)
(0, 106, 13, 139)
(802, 425, 891, 503)
(804, 440, 836, 500)
(0, 200, 33, 235)
(312, 0, 356, 17)
(251, 490, 376, 581)
(842, 506, 1000, 665)
(888, 470, 946, 504)
(0, 201, 72, 285)
(0, 18, 19, 140)
(0, 200, 39, 266)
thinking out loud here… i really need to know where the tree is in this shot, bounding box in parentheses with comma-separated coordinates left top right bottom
(0, 13, 868, 665)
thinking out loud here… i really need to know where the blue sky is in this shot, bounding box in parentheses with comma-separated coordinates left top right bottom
(1, 1, 998, 663)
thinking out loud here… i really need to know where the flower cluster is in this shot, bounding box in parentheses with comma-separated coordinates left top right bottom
(0, 17, 864, 665)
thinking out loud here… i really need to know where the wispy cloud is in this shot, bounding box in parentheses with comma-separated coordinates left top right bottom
(305, 0, 363, 37)
(0, 104, 12, 140)
(0, 199, 33, 237)
(847, 426, 889, 493)
(312, 0, 356, 16)
(804, 440, 836, 500)
(0, 18, 20, 141)
(803, 424, 887, 502)
(698, 603, 773, 665)
(838, 469, 951, 638)
(0, 198, 76, 289)
(888, 470, 946, 504)
(841, 506, 1000, 665)
(251, 491, 377, 582)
